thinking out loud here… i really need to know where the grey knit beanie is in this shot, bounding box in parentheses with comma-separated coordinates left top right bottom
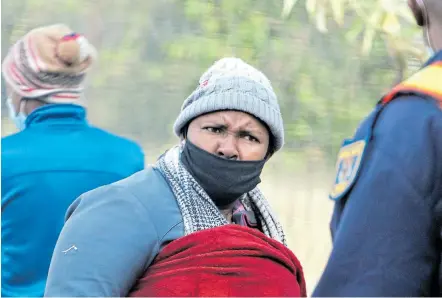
(173, 57, 284, 152)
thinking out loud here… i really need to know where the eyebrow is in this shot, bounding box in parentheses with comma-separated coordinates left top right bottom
(237, 120, 267, 135)
(236, 125, 269, 141)
(201, 116, 267, 135)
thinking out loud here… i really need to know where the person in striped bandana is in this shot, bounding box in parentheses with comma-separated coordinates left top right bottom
(1, 24, 144, 297)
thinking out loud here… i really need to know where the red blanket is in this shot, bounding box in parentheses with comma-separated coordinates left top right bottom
(130, 225, 306, 297)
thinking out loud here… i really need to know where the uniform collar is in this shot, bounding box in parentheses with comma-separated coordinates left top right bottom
(423, 50, 442, 67)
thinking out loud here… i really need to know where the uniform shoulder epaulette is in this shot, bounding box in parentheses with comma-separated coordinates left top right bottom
(382, 61, 442, 109)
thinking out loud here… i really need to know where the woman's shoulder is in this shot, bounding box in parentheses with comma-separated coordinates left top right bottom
(111, 166, 177, 206)
(112, 166, 171, 192)
(70, 166, 169, 202)
(67, 165, 182, 241)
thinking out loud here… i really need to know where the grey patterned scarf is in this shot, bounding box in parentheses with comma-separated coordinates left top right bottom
(156, 145, 287, 246)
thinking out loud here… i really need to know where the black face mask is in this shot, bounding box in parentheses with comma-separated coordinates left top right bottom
(180, 140, 266, 207)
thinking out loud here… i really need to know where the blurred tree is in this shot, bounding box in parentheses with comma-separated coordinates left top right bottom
(162, 0, 398, 163)
(1, 0, 416, 166)
(282, 0, 426, 85)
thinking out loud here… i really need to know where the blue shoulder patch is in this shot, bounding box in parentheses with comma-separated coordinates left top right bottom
(329, 139, 367, 201)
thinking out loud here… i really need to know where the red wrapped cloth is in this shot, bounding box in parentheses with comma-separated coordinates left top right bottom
(130, 225, 306, 297)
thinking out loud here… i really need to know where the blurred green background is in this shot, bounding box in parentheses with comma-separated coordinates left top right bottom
(1, 0, 427, 292)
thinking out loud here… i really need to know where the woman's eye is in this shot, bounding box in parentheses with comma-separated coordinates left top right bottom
(243, 135, 259, 143)
(205, 127, 222, 134)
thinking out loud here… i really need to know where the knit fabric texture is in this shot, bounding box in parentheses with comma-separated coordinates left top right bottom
(173, 57, 285, 152)
(2, 24, 97, 105)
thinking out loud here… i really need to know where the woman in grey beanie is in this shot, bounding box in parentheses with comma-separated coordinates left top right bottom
(45, 58, 306, 297)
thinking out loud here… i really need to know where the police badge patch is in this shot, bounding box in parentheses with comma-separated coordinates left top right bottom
(329, 139, 367, 201)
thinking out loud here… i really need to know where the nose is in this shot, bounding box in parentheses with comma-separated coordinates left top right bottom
(217, 135, 239, 160)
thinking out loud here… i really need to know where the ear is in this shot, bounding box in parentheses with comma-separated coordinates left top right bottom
(409, 0, 425, 26)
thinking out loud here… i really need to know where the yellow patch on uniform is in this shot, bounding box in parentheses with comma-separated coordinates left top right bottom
(401, 63, 442, 95)
(329, 140, 367, 201)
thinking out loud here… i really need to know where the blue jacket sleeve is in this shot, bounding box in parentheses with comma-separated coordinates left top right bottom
(135, 147, 145, 172)
(130, 145, 145, 174)
(44, 184, 160, 297)
(313, 98, 442, 296)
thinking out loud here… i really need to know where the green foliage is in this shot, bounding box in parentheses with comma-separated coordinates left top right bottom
(1, 0, 420, 168)
(283, 0, 427, 76)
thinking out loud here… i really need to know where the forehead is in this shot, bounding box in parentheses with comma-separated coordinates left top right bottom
(195, 110, 265, 128)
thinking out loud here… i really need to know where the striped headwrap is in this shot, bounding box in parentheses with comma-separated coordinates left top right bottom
(2, 24, 97, 105)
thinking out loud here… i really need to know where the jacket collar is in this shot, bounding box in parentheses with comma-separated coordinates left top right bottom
(25, 104, 87, 128)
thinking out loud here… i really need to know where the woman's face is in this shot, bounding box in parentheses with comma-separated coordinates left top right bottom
(186, 110, 270, 161)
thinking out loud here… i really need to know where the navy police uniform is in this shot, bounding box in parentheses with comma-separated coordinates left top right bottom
(313, 52, 442, 296)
